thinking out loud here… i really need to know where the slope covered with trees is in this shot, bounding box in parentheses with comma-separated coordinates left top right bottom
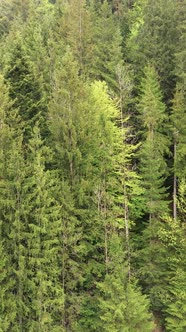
(0, 0, 185, 331)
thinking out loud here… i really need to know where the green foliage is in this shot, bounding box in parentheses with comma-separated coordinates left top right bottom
(0, 1, 185, 331)
(138, 65, 169, 217)
(5, 43, 47, 141)
(90, 0, 123, 89)
(0, 77, 14, 331)
(171, 83, 186, 179)
(23, 125, 65, 331)
(128, 0, 178, 101)
(98, 234, 154, 332)
(136, 66, 170, 320)
(174, 0, 186, 87)
(158, 216, 186, 331)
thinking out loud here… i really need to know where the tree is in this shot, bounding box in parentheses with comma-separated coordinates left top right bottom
(98, 234, 154, 332)
(174, 0, 186, 87)
(138, 65, 169, 219)
(21, 124, 65, 331)
(127, 0, 178, 103)
(48, 49, 103, 330)
(90, 0, 123, 90)
(0, 74, 27, 331)
(171, 84, 186, 220)
(0, 0, 30, 39)
(137, 65, 169, 318)
(157, 214, 186, 331)
(5, 42, 47, 141)
(61, 0, 95, 76)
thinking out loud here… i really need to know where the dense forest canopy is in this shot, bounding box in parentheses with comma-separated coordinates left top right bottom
(0, 0, 185, 331)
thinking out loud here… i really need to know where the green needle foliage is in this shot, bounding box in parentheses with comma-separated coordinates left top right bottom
(5, 42, 47, 141)
(0, 1, 185, 331)
(98, 234, 154, 332)
(138, 65, 169, 218)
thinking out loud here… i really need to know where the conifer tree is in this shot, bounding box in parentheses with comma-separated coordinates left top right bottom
(175, 0, 186, 87)
(138, 65, 169, 219)
(158, 213, 186, 331)
(0, 74, 27, 331)
(54, 0, 94, 77)
(0, 74, 17, 331)
(128, 0, 178, 102)
(137, 65, 169, 316)
(5, 42, 47, 141)
(171, 84, 186, 219)
(22, 124, 64, 331)
(48, 49, 101, 330)
(98, 234, 154, 332)
(89, 0, 123, 89)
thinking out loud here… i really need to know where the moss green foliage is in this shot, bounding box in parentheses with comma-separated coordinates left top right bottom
(0, 1, 185, 331)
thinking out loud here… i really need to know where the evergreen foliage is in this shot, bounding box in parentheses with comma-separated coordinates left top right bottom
(5, 43, 47, 141)
(0, 1, 186, 331)
(98, 234, 154, 332)
(138, 65, 169, 217)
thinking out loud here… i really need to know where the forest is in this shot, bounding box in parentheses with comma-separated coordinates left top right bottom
(0, 0, 185, 331)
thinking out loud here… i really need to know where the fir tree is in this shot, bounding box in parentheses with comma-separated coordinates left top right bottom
(5, 42, 47, 141)
(22, 124, 64, 331)
(128, 0, 178, 102)
(137, 65, 169, 318)
(98, 234, 154, 332)
(138, 65, 169, 219)
(90, 0, 123, 89)
(0, 74, 27, 331)
(171, 84, 186, 219)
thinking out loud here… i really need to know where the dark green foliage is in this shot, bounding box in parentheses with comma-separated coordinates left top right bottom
(138, 65, 169, 217)
(5, 43, 47, 141)
(174, 0, 186, 86)
(98, 234, 154, 332)
(128, 0, 178, 102)
(0, 1, 186, 331)
(22, 125, 65, 331)
(136, 65, 170, 321)
(171, 84, 186, 179)
(90, 0, 123, 89)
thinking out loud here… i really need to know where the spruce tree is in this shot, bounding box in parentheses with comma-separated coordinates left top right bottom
(0, 74, 17, 331)
(175, 0, 186, 87)
(128, 0, 178, 102)
(138, 65, 169, 219)
(90, 0, 123, 89)
(98, 234, 154, 332)
(48, 49, 100, 330)
(5, 42, 47, 141)
(137, 65, 169, 316)
(0, 74, 27, 331)
(22, 124, 64, 331)
(54, 0, 94, 77)
(171, 84, 186, 219)
(158, 213, 186, 331)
